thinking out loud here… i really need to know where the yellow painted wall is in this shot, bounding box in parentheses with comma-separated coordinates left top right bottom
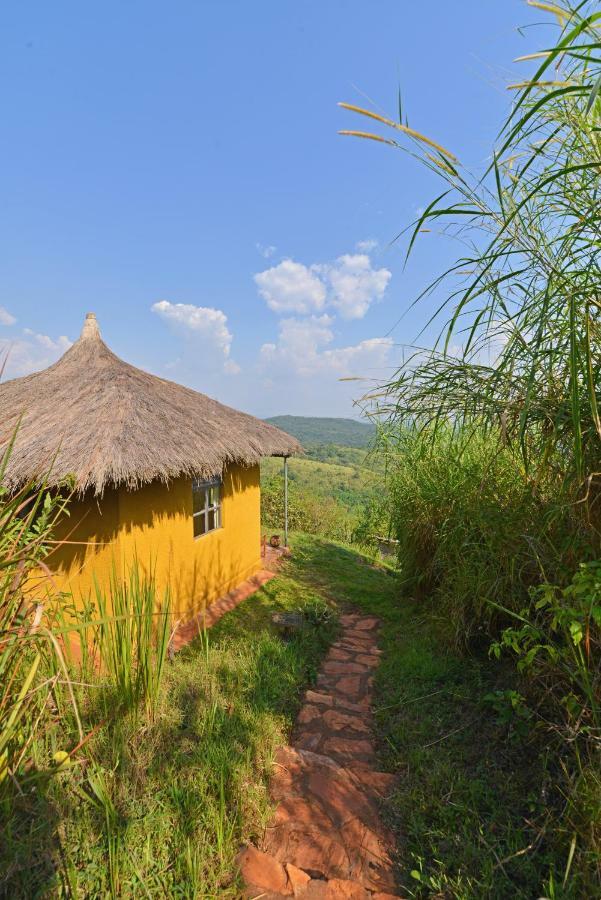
(48, 489, 121, 604)
(48, 463, 262, 622)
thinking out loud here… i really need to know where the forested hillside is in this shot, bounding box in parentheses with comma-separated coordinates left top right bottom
(261, 418, 386, 545)
(265, 415, 376, 449)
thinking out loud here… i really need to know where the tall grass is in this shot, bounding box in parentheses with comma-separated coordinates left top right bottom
(0, 435, 73, 793)
(384, 426, 583, 642)
(93, 563, 171, 720)
(341, 1, 601, 889)
(0, 436, 177, 895)
(341, 1, 600, 500)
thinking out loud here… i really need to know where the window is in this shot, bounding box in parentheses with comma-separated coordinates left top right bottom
(192, 477, 222, 538)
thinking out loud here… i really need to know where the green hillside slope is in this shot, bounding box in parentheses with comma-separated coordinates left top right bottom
(265, 415, 375, 449)
(261, 454, 378, 510)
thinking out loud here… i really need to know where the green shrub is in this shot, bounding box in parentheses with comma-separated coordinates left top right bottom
(491, 561, 601, 890)
(261, 473, 353, 543)
(387, 426, 584, 644)
(492, 561, 601, 751)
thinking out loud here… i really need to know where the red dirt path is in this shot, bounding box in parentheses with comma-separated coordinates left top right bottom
(238, 612, 400, 899)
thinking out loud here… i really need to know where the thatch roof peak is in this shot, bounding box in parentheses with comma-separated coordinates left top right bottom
(0, 313, 301, 495)
(80, 311, 101, 341)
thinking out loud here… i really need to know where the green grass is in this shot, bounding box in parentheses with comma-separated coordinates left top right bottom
(2, 533, 570, 897)
(2, 556, 337, 897)
(286, 535, 567, 898)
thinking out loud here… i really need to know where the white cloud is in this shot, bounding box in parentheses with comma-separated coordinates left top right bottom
(0, 330, 72, 379)
(0, 306, 16, 326)
(224, 358, 241, 375)
(254, 252, 391, 320)
(254, 259, 327, 315)
(322, 253, 391, 320)
(152, 300, 240, 375)
(256, 242, 277, 259)
(260, 315, 393, 379)
(355, 238, 378, 253)
(260, 315, 335, 376)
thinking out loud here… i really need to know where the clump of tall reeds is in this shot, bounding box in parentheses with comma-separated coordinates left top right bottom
(341, 0, 601, 889)
(0, 431, 173, 894)
(0, 433, 74, 793)
(342, 1, 600, 496)
(92, 563, 171, 720)
(383, 426, 582, 642)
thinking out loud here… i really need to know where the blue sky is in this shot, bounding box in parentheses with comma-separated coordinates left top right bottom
(0, 1, 542, 417)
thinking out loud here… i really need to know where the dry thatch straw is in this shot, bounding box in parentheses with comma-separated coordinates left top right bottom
(0, 313, 302, 495)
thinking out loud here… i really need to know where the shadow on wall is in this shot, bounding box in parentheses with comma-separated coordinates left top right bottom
(43, 466, 261, 622)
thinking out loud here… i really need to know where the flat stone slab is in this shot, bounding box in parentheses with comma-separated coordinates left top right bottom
(238, 609, 400, 898)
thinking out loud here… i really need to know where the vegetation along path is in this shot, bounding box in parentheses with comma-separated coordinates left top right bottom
(2, 532, 565, 896)
(238, 611, 397, 898)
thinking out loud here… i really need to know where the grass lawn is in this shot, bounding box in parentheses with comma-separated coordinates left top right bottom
(3, 533, 558, 898)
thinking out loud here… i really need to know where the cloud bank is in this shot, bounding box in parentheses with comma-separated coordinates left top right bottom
(254, 251, 391, 320)
(152, 300, 240, 375)
(0, 328, 72, 379)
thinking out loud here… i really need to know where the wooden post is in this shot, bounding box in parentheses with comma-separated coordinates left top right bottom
(284, 455, 289, 548)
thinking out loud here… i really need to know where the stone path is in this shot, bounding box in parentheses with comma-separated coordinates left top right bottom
(238, 612, 399, 899)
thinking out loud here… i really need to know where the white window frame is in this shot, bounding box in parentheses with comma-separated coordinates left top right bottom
(192, 477, 222, 538)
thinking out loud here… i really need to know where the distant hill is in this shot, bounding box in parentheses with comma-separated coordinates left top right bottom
(265, 416, 376, 449)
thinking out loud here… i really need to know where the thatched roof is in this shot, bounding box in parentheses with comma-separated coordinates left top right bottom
(0, 313, 301, 494)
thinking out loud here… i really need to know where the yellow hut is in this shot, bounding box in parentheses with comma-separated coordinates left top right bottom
(0, 313, 300, 621)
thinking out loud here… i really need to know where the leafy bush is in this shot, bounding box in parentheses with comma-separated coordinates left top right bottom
(491, 561, 601, 753)
(491, 561, 601, 890)
(385, 426, 583, 644)
(261, 473, 353, 542)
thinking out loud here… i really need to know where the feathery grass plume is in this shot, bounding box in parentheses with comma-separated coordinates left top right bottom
(342, 1, 600, 502)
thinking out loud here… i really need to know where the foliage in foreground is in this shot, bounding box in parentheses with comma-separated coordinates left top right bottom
(1, 539, 336, 897)
(385, 427, 585, 644)
(291, 535, 580, 898)
(0, 440, 71, 794)
(341, 1, 601, 890)
(383, 427, 600, 890)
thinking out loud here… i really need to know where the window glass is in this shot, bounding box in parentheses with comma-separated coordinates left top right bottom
(192, 478, 222, 538)
(192, 488, 204, 515)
